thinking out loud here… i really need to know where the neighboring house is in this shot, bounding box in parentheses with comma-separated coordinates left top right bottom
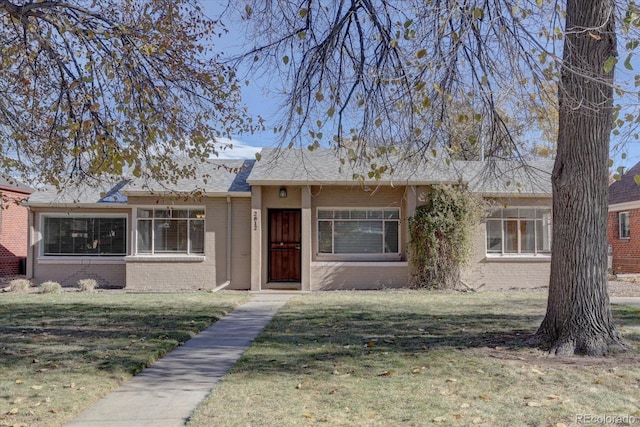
(608, 161, 640, 274)
(0, 176, 33, 276)
(24, 149, 553, 291)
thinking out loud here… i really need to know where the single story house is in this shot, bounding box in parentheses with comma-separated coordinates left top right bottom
(608, 161, 640, 273)
(1, 176, 33, 276)
(24, 148, 553, 291)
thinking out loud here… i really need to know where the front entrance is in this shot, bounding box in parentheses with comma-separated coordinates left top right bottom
(268, 209, 301, 282)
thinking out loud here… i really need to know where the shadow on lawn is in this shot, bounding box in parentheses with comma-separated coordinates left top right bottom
(235, 298, 640, 375)
(0, 300, 231, 374)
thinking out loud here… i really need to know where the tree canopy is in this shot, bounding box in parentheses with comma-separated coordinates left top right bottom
(0, 0, 254, 188)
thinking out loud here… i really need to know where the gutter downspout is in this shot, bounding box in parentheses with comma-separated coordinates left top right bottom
(211, 196, 233, 292)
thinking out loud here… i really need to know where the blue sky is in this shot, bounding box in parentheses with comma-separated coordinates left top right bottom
(204, 1, 640, 169)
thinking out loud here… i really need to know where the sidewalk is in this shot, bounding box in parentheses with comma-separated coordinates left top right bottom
(66, 293, 295, 427)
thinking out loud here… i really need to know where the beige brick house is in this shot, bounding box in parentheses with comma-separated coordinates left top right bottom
(25, 149, 553, 290)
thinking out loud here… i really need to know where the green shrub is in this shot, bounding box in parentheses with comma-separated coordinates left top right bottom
(39, 281, 63, 294)
(9, 278, 32, 293)
(76, 278, 98, 293)
(409, 184, 484, 289)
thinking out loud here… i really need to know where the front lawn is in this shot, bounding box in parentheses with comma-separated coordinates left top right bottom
(189, 291, 640, 427)
(0, 291, 248, 427)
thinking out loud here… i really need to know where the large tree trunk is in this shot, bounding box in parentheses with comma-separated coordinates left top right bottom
(535, 0, 627, 356)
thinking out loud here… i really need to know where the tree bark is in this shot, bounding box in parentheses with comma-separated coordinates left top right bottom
(535, 0, 627, 356)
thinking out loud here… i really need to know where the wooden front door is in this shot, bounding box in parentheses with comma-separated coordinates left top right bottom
(268, 209, 301, 282)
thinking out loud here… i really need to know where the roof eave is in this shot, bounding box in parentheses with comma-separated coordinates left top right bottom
(0, 185, 33, 195)
(121, 190, 252, 197)
(24, 202, 129, 209)
(476, 191, 552, 198)
(246, 179, 460, 186)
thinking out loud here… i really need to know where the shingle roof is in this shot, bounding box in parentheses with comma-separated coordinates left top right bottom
(609, 161, 640, 205)
(25, 149, 553, 206)
(0, 175, 33, 194)
(26, 178, 129, 206)
(124, 159, 254, 195)
(247, 148, 461, 185)
(248, 148, 552, 196)
(462, 160, 553, 196)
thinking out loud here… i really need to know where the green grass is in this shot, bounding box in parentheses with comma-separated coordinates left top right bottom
(0, 291, 248, 427)
(189, 291, 640, 427)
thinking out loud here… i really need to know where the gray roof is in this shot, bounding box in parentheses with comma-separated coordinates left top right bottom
(609, 161, 640, 205)
(26, 178, 129, 207)
(248, 148, 552, 196)
(462, 160, 553, 196)
(123, 159, 254, 195)
(247, 148, 461, 185)
(0, 175, 33, 194)
(25, 149, 553, 206)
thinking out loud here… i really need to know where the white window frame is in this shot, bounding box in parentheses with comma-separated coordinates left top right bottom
(485, 207, 552, 256)
(134, 206, 205, 255)
(619, 211, 630, 239)
(40, 213, 128, 257)
(316, 207, 401, 260)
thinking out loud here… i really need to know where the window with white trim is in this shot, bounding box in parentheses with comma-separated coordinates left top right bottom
(136, 208, 204, 254)
(486, 208, 551, 255)
(317, 208, 400, 255)
(619, 211, 630, 239)
(43, 216, 126, 256)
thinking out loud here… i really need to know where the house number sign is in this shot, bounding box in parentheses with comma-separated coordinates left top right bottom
(253, 212, 258, 231)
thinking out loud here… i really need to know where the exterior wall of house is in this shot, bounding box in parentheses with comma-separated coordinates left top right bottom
(0, 188, 30, 276)
(125, 195, 252, 291)
(229, 198, 252, 289)
(29, 207, 130, 287)
(607, 206, 640, 274)
(250, 184, 411, 291)
(460, 197, 552, 290)
(311, 261, 409, 290)
(309, 185, 409, 290)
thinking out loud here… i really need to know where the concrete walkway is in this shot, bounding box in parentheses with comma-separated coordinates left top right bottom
(66, 293, 294, 427)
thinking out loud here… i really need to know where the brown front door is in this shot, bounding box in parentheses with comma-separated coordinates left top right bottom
(268, 209, 301, 282)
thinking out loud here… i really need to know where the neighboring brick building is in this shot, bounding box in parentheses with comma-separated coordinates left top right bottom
(0, 176, 32, 276)
(608, 161, 640, 274)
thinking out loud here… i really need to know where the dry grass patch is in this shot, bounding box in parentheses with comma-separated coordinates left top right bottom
(189, 291, 640, 427)
(0, 291, 248, 427)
